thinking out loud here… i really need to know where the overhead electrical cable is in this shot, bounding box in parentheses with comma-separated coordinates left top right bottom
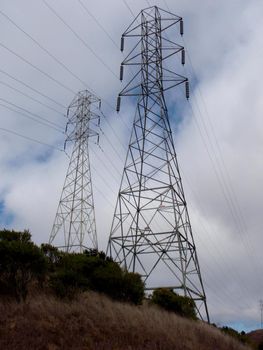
(186, 101, 260, 278)
(0, 8, 99, 99)
(182, 40, 258, 254)
(145, 0, 152, 7)
(160, 0, 262, 294)
(122, 0, 137, 18)
(77, 0, 119, 50)
(0, 103, 62, 133)
(0, 69, 65, 109)
(90, 144, 122, 182)
(0, 42, 75, 94)
(0, 98, 64, 132)
(179, 49, 263, 279)
(161, 0, 254, 259)
(42, 0, 119, 79)
(0, 127, 64, 152)
(0, 80, 63, 116)
(182, 169, 254, 302)
(99, 110, 129, 154)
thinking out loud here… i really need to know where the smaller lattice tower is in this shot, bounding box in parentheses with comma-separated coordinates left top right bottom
(49, 90, 100, 253)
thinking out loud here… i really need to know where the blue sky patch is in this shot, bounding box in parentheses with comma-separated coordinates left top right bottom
(0, 200, 14, 227)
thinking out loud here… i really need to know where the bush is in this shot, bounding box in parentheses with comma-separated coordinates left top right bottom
(0, 229, 47, 301)
(122, 272, 144, 305)
(41, 244, 63, 270)
(151, 288, 196, 319)
(50, 269, 87, 299)
(49, 253, 93, 298)
(48, 249, 144, 304)
(91, 260, 123, 299)
(220, 327, 249, 345)
(0, 231, 144, 305)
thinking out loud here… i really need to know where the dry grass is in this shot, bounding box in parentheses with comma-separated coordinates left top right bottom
(0, 292, 252, 350)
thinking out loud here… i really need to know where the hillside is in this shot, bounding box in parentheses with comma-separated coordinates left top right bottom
(0, 292, 252, 350)
(247, 330, 263, 348)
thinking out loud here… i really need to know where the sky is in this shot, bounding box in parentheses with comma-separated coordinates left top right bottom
(0, 0, 263, 332)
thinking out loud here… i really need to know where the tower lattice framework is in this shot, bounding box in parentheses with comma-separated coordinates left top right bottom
(49, 90, 100, 253)
(107, 6, 209, 321)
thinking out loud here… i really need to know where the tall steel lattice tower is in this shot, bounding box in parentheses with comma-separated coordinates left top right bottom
(49, 90, 100, 253)
(107, 6, 209, 321)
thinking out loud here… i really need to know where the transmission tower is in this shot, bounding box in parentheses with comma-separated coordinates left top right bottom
(49, 90, 100, 253)
(107, 6, 209, 321)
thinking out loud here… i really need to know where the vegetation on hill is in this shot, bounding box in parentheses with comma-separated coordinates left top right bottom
(247, 330, 263, 349)
(0, 291, 253, 350)
(0, 229, 144, 305)
(0, 229, 46, 301)
(0, 229, 195, 318)
(0, 229, 257, 349)
(151, 288, 197, 320)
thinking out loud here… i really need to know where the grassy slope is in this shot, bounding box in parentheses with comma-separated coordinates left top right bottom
(247, 330, 263, 348)
(0, 292, 252, 350)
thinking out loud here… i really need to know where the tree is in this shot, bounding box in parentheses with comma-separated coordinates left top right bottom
(49, 250, 144, 304)
(151, 288, 196, 319)
(122, 272, 144, 305)
(0, 229, 47, 301)
(41, 243, 63, 268)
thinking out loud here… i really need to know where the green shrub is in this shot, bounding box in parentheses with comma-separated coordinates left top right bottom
(47, 249, 144, 304)
(0, 229, 31, 243)
(91, 260, 123, 299)
(41, 244, 63, 270)
(49, 253, 93, 298)
(220, 327, 249, 345)
(122, 272, 144, 305)
(50, 269, 87, 299)
(89, 259, 144, 304)
(0, 231, 144, 305)
(0, 229, 47, 301)
(151, 288, 196, 319)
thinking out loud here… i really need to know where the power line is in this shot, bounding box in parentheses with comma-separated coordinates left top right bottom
(180, 45, 263, 279)
(0, 102, 61, 133)
(161, 0, 262, 296)
(77, 0, 138, 80)
(0, 69, 65, 109)
(91, 172, 115, 209)
(183, 42, 256, 245)
(122, 0, 137, 18)
(0, 42, 75, 94)
(181, 169, 255, 303)
(0, 98, 64, 132)
(99, 127, 125, 164)
(42, 0, 119, 79)
(99, 109, 128, 154)
(0, 8, 98, 98)
(0, 80, 64, 116)
(90, 144, 122, 184)
(145, 0, 152, 7)
(165, 0, 260, 303)
(77, 0, 119, 50)
(0, 126, 64, 152)
(41, 0, 117, 112)
(186, 100, 258, 265)
(162, 0, 171, 12)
